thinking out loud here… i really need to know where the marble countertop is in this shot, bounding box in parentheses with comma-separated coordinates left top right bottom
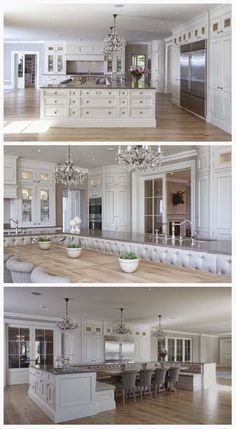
(4, 228, 231, 255)
(30, 365, 95, 375)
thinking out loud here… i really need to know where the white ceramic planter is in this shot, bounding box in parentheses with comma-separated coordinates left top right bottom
(38, 242, 51, 250)
(66, 247, 82, 258)
(118, 258, 140, 273)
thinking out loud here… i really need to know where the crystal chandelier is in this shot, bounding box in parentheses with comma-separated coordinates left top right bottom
(153, 314, 165, 338)
(55, 146, 88, 188)
(56, 298, 78, 333)
(103, 14, 125, 59)
(112, 308, 132, 336)
(116, 145, 162, 173)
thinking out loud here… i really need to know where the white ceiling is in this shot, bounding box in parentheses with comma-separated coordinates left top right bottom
(4, 145, 195, 169)
(4, 287, 231, 335)
(4, 3, 217, 42)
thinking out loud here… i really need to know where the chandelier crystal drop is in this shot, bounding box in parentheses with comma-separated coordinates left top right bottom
(103, 14, 125, 59)
(55, 146, 88, 188)
(116, 145, 162, 173)
(56, 298, 78, 333)
(153, 314, 165, 338)
(112, 308, 132, 336)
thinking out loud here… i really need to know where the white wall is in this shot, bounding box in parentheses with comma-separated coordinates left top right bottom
(200, 335, 220, 364)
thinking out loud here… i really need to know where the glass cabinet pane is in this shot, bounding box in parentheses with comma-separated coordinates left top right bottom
(21, 170, 33, 181)
(107, 58, 112, 72)
(21, 188, 32, 222)
(185, 339, 191, 361)
(40, 189, 50, 222)
(8, 327, 30, 369)
(39, 172, 50, 182)
(144, 178, 164, 234)
(9, 355, 19, 368)
(48, 55, 54, 73)
(117, 56, 122, 73)
(35, 329, 53, 365)
(57, 54, 63, 73)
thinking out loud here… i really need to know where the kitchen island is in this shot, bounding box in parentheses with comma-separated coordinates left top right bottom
(40, 80, 156, 127)
(29, 366, 115, 423)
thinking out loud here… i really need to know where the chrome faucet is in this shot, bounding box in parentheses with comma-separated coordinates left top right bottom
(172, 220, 192, 240)
(9, 218, 19, 235)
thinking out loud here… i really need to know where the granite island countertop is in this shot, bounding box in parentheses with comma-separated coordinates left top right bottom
(30, 365, 96, 375)
(40, 80, 155, 90)
(4, 229, 231, 255)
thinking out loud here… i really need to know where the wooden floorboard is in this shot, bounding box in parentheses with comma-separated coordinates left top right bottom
(4, 383, 231, 424)
(5, 244, 231, 283)
(4, 88, 231, 142)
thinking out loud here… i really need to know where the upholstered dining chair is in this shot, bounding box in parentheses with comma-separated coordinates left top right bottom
(152, 367, 167, 398)
(115, 370, 139, 405)
(136, 368, 153, 399)
(31, 266, 71, 283)
(167, 366, 180, 393)
(5, 256, 35, 283)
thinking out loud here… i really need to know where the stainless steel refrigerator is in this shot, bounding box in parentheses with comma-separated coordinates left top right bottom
(180, 40, 207, 118)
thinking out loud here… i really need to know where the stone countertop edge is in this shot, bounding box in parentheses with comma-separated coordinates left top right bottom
(40, 83, 155, 90)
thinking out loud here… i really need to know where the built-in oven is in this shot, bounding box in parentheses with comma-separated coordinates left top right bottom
(89, 198, 102, 230)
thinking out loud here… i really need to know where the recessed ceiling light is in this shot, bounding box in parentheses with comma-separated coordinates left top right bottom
(161, 22, 164, 25)
(37, 149, 41, 152)
(114, 4, 124, 8)
(91, 158, 95, 161)
(106, 147, 115, 151)
(176, 11, 180, 15)
(32, 292, 42, 296)
(147, 288, 152, 292)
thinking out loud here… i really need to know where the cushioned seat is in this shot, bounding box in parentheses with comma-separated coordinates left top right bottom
(31, 266, 71, 283)
(5, 256, 35, 283)
(4, 254, 14, 283)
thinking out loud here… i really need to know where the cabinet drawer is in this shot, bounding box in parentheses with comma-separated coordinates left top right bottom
(130, 108, 152, 118)
(130, 98, 152, 107)
(80, 89, 117, 97)
(119, 109, 129, 117)
(69, 89, 78, 97)
(43, 89, 67, 96)
(119, 99, 128, 106)
(130, 90, 153, 98)
(44, 107, 67, 118)
(82, 98, 116, 107)
(119, 90, 128, 97)
(44, 97, 67, 105)
(69, 108, 78, 118)
(68, 97, 78, 106)
(81, 108, 116, 118)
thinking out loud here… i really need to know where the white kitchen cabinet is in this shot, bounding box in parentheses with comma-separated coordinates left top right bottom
(151, 40, 165, 92)
(63, 326, 82, 364)
(88, 168, 103, 198)
(104, 47, 125, 75)
(134, 330, 150, 362)
(103, 169, 130, 232)
(45, 42, 66, 75)
(4, 156, 18, 199)
(208, 33, 231, 133)
(171, 45, 180, 106)
(82, 321, 103, 364)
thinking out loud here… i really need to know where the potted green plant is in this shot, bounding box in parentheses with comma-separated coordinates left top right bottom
(66, 243, 82, 258)
(118, 251, 140, 273)
(38, 236, 51, 250)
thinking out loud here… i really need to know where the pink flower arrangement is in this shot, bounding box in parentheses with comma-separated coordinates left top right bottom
(128, 65, 147, 78)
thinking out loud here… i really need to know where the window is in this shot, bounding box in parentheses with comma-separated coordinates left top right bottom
(144, 178, 163, 234)
(131, 55, 145, 68)
(176, 339, 183, 361)
(185, 339, 191, 362)
(157, 338, 166, 361)
(35, 329, 53, 365)
(168, 338, 175, 361)
(8, 327, 30, 369)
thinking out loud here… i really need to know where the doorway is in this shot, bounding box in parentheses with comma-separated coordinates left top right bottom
(12, 51, 39, 89)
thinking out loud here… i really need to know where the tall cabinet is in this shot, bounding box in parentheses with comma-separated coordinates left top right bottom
(15, 160, 56, 227)
(208, 5, 231, 133)
(151, 40, 165, 92)
(103, 166, 131, 231)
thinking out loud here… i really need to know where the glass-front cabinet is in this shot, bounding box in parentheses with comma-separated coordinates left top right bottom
(18, 185, 55, 227)
(8, 327, 30, 369)
(35, 329, 54, 365)
(45, 42, 66, 74)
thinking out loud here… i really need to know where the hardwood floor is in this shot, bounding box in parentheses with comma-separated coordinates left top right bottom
(5, 244, 231, 283)
(4, 383, 231, 424)
(4, 88, 231, 141)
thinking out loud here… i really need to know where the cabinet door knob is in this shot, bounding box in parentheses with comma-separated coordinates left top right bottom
(54, 111, 57, 114)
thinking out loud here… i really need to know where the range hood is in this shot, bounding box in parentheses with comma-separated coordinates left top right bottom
(104, 335, 134, 343)
(66, 60, 104, 74)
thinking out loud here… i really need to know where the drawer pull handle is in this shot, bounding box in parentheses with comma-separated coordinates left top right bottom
(108, 101, 111, 104)
(54, 111, 57, 114)
(140, 111, 143, 114)
(96, 91, 101, 95)
(86, 111, 89, 114)
(55, 91, 57, 95)
(54, 100, 57, 103)
(140, 92, 143, 95)
(108, 112, 112, 114)
(139, 101, 143, 104)
(86, 100, 90, 103)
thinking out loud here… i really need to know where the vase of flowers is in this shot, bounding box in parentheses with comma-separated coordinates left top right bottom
(158, 350, 168, 363)
(128, 66, 147, 87)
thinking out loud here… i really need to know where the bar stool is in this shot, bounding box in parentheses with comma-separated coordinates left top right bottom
(115, 371, 139, 405)
(136, 368, 153, 399)
(167, 366, 180, 393)
(152, 367, 167, 398)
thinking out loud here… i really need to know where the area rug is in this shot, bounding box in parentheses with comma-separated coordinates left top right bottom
(216, 371, 231, 380)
